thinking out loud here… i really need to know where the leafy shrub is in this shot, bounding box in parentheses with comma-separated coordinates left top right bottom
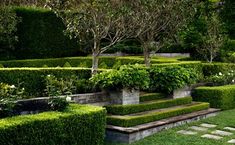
(91, 65, 150, 90)
(149, 66, 199, 94)
(0, 82, 26, 117)
(0, 64, 3, 68)
(202, 63, 235, 76)
(45, 74, 77, 96)
(105, 97, 192, 115)
(0, 68, 92, 97)
(112, 60, 122, 69)
(206, 70, 235, 86)
(107, 102, 209, 127)
(192, 85, 235, 110)
(42, 64, 48, 68)
(75, 79, 96, 93)
(48, 97, 68, 111)
(0, 104, 106, 145)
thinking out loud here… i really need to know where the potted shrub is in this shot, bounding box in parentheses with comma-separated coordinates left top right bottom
(91, 65, 150, 105)
(149, 66, 199, 99)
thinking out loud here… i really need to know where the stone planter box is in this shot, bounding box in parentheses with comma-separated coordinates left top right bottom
(173, 83, 208, 99)
(66, 92, 108, 104)
(109, 88, 140, 105)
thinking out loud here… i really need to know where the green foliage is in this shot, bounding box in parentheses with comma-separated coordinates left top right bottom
(221, 0, 235, 39)
(48, 97, 68, 111)
(107, 102, 210, 127)
(63, 62, 72, 67)
(11, 7, 85, 60)
(44, 74, 76, 96)
(42, 64, 48, 68)
(192, 85, 235, 110)
(75, 79, 95, 94)
(91, 65, 150, 90)
(112, 60, 122, 69)
(0, 6, 19, 60)
(0, 104, 106, 145)
(0, 68, 92, 97)
(140, 93, 166, 102)
(149, 66, 199, 93)
(0, 82, 26, 117)
(0, 64, 4, 68)
(206, 70, 235, 86)
(202, 63, 235, 76)
(99, 62, 108, 69)
(105, 97, 192, 115)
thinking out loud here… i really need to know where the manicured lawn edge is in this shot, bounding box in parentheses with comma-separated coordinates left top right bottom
(105, 97, 192, 115)
(107, 102, 210, 127)
(0, 104, 106, 145)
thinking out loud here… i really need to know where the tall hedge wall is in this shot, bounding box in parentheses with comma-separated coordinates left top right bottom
(0, 104, 106, 145)
(0, 68, 94, 97)
(12, 7, 85, 60)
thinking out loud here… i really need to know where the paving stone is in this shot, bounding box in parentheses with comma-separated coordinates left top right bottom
(201, 134, 223, 140)
(189, 126, 208, 131)
(200, 123, 217, 128)
(211, 130, 233, 136)
(228, 139, 235, 144)
(177, 130, 198, 135)
(224, 127, 235, 131)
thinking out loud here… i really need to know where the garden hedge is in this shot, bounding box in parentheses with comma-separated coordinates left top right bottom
(105, 97, 192, 115)
(140, 93, 166, 102)
(0, 68, 100, 97)
(107, 102, 209, 127)
(0, 56, 179, 68)
(192, 85, 235, 110)
(202, 63, 235, 76)
(12, 7, 85, 60)
(0, 104, 106, 145)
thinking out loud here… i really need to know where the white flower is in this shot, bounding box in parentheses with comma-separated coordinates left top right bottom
(22, 88, 25, 90)
(231, 70, 234, 73)
(47, 75, 51, 77)
(219, 72, 222, 76)
(10, 85, 15, 89)
(232, 80, 235, 83)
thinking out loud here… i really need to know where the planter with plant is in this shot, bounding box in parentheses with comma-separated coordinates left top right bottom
(149, 66, 199, 98)
(91, 65, 150, 105)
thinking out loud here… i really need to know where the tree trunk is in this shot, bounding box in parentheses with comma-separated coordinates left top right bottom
(92, 50, 99, 75)
(143, 45, 151, 67)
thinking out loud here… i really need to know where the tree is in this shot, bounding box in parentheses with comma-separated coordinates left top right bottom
(129, 0, 199, 67)
(47, 0, 134, 74)
(199, 12, 225, 63)
(0, 6, 19, 59)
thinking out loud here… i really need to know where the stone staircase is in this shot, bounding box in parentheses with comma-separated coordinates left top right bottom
(105, 95, 220, 144)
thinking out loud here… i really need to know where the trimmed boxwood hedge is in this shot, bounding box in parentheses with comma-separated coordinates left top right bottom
(0, 68, 103, 97)
(0, 104, 106, 145)
(0, 56, 180, 68)
(105, 97, 192, 115)
(140, 93, 166, 102)
(192, 85, 235, 110)
(202, 63, 235, 76)
(107, 102, 210, 127)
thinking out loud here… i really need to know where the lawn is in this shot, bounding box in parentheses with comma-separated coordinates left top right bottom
(105, 109, 235, 145)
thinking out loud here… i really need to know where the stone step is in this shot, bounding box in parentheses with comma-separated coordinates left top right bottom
(110, 102, 200, 117)
(106, 108, 220, 144)
(89, 101, 110, 106)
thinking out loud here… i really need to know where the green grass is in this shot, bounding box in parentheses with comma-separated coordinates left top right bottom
(105, 109, 235, 145)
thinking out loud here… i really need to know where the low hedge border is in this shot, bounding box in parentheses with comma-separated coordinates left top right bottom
(105, 97, 192, 115)
(107, 102, 210, 127)
(140, 93, 166, 102)
(0, 56, 179, 68)
(0, 68, 107, 97)
(0, 104, 106, 145)
(192, 85, 235, 110)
